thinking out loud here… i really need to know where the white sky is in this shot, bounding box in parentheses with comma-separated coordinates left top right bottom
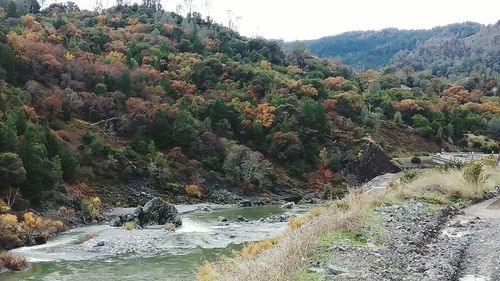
(54, 0, 499, 41)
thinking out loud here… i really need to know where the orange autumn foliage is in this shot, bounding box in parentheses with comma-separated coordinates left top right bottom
(442, 85, 482, 104)
(324, 76, 348, 90)
(255, 103, 276, 128)
(393, 99, 422, 112)
(171, 80, 197, 96)
(300, 84, 318, 97)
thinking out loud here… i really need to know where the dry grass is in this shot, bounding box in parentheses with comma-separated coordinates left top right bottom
(123, 222, 135, 230)
(200, 164, 500, 281)
(197, 263, 218, 281)
(0, 251, 29, 272)
(387, 164, 500, 204)
(240, 239, 278, 258)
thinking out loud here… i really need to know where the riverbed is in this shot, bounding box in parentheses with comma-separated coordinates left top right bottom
(3, 204, 309, 281)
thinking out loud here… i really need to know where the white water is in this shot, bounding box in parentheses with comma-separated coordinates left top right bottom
(460, 275, 489, 281)
(4, 204, 310, 281)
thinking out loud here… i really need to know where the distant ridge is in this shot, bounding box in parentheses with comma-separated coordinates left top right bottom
(285, 21, 500, 76)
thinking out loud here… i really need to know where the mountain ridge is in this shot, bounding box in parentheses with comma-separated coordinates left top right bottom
(285, 21, 499, 74)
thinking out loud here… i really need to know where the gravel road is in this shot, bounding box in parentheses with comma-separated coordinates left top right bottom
(306, 188, 500, 281)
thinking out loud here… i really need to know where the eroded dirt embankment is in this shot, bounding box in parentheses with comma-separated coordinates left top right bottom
(307, 188, 500, 281)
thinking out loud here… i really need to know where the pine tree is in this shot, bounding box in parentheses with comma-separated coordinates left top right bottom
(6, 1, 17, 18)
(393, 111, 404, 126)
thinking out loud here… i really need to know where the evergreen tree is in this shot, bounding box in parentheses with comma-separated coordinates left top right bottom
(19, 124, 62, 202)
(0, 44, 17, 83)
(393, 111, 404, 126)
(0, 113, 17, 152)
(6, 1, 17, 18)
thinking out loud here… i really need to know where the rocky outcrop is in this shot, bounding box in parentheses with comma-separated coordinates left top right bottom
(345, 140, 400, 184)
(111, 197, 182, 228)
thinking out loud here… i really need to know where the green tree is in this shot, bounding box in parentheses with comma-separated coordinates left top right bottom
(0, 113, 17, 152)
(19, 124, 62, 202)
(0, 44, 17, 83)
(117, 71, 133, 95)
(298, 98, 331, 140)
(59, 148, 78, 183)
(0, 152, 26, 192)
(6, 1, 17, 18)
(411, 114, 430, 128)
(435, 127, 444, 142)
(446, 123, 455, 139)
(487, 117, 500, 139)
(173, 110, 199, 146)
(151, 110, 172, 149)
(393, 111, 404, 126)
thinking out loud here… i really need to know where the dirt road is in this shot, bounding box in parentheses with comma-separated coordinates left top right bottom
(306, 190, 500, 281)
(452, 196, 500, 281)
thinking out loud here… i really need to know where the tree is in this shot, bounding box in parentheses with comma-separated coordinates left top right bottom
(286, 42, 309, 68)
(298, 98, 331, 140)
(411, 114, 430, 128)
(173, 110, 200, 147)
(393, 111, 404, 126)
(487, 117, 500, 139)
(0, 44, 17, 83)
(0, 153, 26, 206)
(19, 124, 62, 202)
(117, 71, 133, 95)
(435, 127, 444, 142)
(0, 114, 17, 152)
(152, 110, 172, 149)
(446, 123, 455, 139)
(6, 1, 17, 18)
(26, 0, 41, 13)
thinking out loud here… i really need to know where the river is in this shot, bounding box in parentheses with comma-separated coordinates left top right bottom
(3, 204, 309, 281)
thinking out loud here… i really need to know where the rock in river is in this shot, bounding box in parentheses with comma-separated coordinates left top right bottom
(111, 197, 182, 228)
(281, 202, 295, 209)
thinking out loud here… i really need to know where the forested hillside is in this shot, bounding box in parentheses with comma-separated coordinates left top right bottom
(289, 21, 498, 76)
(0, 0, 498, 216)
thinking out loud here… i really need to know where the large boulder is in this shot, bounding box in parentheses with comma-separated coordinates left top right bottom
(141, 197, 182, 227)
(111, 197, 182, 228)
(346, 140, 400, 184)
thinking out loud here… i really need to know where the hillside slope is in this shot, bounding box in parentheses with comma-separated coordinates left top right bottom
(287, 21, 499, 76)
(0, 1, 497, 216)
(391, 21, 500, 77)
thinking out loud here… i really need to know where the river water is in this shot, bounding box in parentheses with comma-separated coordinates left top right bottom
(3, 205, 308, 281)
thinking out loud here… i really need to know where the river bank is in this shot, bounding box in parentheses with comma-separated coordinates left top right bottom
(202, 164, 500, 281)
(3, 204, 310, 280)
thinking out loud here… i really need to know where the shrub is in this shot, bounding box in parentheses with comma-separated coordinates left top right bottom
(0, 199, 10, 213)
(197, 263, 217, 281)
(307, 207, 326, 218)
(81, 197, 102, 219)
(123, 222, 135, 230)
(19, 212, 64, 243)
(58, 207, 76, 221)
(411, 156, 421, 164)
(437, 161, 464, 172)
(463, 161, 491, 187)
(0, 252, 28, 271)
(401, 171, 420, 184)
(185, 184, 203, 198)
(288, 216, 306, 229)
(240, 239, 278, 258)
